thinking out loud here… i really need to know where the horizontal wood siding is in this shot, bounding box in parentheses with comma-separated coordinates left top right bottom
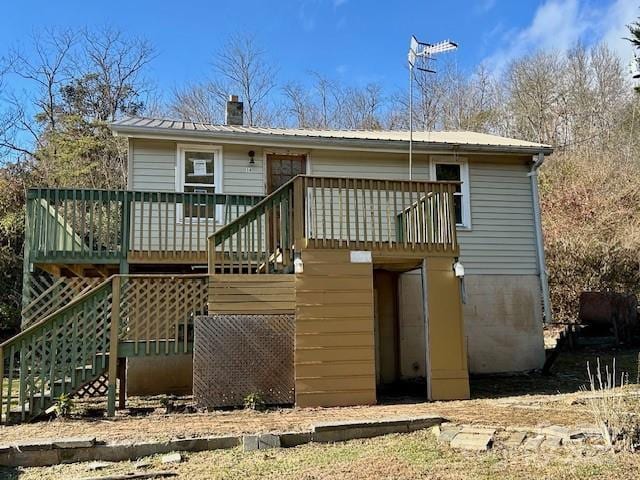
(130, 140, 265, 258)
(457, 160, 537, 275)
(295, 249, 376, 407)
(208, 274, 295, 314)
(131, 139, 266, 195)
(310, 151, 537, 275)
(310, 150, 430, 180)
(131, 139, 175, 191)
(131, 140, 537, 275)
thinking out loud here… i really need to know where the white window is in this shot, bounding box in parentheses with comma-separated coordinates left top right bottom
(430, 156, 471, 228)
(176, 144, 223, 222)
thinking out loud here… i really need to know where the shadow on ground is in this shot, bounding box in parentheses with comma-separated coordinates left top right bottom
(470, 346, 640, 399)
(0, 467, 19, 479)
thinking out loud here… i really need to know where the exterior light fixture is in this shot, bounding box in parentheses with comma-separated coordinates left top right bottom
(248, 150, 256, 165)
(453, 261, 465, 278)
(294, 255, 304, 274)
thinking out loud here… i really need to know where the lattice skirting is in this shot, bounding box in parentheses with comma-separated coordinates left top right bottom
(73, 373, 109, 398)
(193, 314, 294, 408)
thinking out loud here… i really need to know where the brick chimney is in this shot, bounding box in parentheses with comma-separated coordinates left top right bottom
(225, 95, 244, 126)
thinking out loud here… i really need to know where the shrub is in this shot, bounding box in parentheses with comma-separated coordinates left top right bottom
(243, 392, 266, 411)
(584, 358, 640, 451)
(53, 393, 74, 419)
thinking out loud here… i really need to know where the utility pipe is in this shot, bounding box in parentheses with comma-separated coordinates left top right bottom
(529, 151, 552, 324)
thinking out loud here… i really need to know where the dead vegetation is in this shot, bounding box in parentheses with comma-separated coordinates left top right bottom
(584, 358, 640, 451)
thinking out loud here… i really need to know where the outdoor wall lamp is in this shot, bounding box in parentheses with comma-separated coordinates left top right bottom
(248, 150, 255, 165)
(453, 261, 466, 304)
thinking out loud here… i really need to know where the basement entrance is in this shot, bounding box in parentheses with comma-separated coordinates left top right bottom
(373, 267, 428, 401)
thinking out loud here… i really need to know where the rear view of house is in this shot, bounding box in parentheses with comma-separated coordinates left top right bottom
(1, 96, 552, 423)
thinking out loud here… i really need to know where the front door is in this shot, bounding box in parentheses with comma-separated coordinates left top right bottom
(266, 154, 306, 193)
(265, 154, 306, 263)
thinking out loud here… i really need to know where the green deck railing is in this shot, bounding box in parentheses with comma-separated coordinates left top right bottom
(208, 178, 297, 274)
(26, 188, 263, 265)
(0, 278, 113, 423)
(2, 274, 208, 424)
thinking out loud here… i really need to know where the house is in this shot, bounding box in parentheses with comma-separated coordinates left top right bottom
(0, 96, 553, 422)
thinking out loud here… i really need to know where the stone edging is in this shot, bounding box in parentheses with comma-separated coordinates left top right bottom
(0, 415, 444, 468)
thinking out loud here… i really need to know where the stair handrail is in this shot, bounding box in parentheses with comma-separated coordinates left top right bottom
(208, 175, 303, 274)
(0, 275, 115, 350)
(208, 174, 302, 246)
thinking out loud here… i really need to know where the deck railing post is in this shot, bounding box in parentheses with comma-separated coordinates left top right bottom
(293, 177, 305, 250)
(107, 276, 121, 417)
(120, 192, 131, 274)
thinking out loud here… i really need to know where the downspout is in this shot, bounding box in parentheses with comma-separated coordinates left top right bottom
(528, 151, 552, 324)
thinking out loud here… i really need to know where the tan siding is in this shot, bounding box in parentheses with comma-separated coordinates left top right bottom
(208, 274, 295, 314)
(426, 256, 470, 400)
(131, 139, 175, 191)
(130, 139, 537, 276)
(295, 249, 376, 407)
(457, 161, 537, 275)
(310, 150, 430, 180)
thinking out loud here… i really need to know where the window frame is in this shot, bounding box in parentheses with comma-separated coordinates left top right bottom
(429, 155, 471, 229)
(175, 143, 223, 224)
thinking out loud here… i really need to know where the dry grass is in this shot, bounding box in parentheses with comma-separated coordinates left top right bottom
(7, 429, 640, 480)
(0, 395, 595, 445)
(3, 347, 639, 445)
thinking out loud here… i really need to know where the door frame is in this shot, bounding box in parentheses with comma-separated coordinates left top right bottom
(263, 150, 310, 194)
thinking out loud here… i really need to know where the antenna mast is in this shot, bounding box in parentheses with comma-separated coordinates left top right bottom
(407, 36, 458, 179)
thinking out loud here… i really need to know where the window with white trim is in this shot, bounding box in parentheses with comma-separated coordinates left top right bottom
(431, 157, 470, 228)
(176, 145, 222, 222)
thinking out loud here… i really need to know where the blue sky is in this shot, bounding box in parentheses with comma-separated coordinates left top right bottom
(1, 0, 638, 102)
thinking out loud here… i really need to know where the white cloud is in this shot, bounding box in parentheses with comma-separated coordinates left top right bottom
(601, 0, 638, 63)
(484, 0, 639, 72)
(476, 0, 497, 14)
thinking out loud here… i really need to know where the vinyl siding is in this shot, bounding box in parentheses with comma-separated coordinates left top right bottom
(457, 161, 537, 275)
(130, 139, 538, 275)
(130, 139, 265, 194)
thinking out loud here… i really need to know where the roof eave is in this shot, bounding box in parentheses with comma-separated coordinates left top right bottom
(111, 124, 554, 156)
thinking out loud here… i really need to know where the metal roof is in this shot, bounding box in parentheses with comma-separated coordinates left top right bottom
(111, 116, 553, 154)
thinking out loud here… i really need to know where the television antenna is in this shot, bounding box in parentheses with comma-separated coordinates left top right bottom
(407, 36, 458, 179)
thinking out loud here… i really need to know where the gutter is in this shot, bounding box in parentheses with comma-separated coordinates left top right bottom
(529, 151, 552, 324)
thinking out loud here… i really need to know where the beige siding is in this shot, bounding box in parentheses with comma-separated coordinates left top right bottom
(130, 139, 266, 195)
(130, 139, 538, 275)
(457, 161, 537, 275)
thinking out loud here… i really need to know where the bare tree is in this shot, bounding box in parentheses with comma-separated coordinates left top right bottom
(170, 34, 277, 126)
(171, 83, 222, 123)
(0, 28, 76, 160)
(74, 27, 156, 121)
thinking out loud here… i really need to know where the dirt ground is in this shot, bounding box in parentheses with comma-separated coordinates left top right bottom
(1, 346, 639, 479)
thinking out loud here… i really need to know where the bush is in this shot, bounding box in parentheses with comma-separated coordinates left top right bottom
(243, 392, 266, 411)
(584, 358, 640, 451)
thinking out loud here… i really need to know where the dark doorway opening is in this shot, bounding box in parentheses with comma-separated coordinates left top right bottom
(374, 268, 428, 403)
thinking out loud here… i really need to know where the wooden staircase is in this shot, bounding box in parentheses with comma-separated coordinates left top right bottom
(1, 279, 113, 423)
(2, 274, 209, 424)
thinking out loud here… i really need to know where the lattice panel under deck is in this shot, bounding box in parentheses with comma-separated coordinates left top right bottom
(193, 314, 294, 408)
